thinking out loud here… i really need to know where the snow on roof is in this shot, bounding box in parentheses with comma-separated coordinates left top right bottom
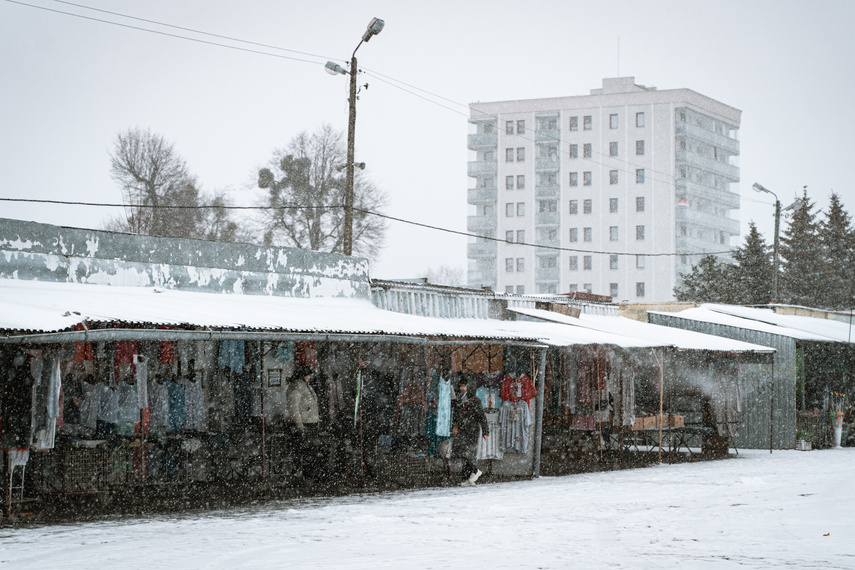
(510, 307, 775, 353)
(703, 304, 855, 343)
(0, 279, 650, 348)
(650, 306, 838, 342)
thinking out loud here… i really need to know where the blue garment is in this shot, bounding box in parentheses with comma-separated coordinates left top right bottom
(166, 379, 186, 433)
(218, 340, 245, 374)
(435, 377, 452, 437)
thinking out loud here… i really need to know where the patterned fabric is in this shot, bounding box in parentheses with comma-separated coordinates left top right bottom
(499, 400, 533, 453)
(476, 410, 503, 460)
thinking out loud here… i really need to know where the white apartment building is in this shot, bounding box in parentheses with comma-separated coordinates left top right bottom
(467, 77, 741, 302)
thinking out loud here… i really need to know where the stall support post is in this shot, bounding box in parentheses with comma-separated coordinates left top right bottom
(259, 341, 267, 494)
(769, 355, 774, 454)
(532, 347, 547, 478)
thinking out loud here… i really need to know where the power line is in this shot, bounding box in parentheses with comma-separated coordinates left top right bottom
(0, 196, 731, 258)
(3, 0, 327, 66)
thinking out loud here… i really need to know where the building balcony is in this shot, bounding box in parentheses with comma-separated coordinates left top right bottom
(467, 187, 497, 204)
(676, 122, 739, 155)
(535, 212, 560, 227)
(676, 151, 740, 182)
(676, 235, 736, 255)
(678, 180, 740, 209)
(535, 184, 559, 198)
(467, 241, 497, 259)
(467, 160, 497, 177)
(467, 215, 497, 232)
(467, 268, 496, 287)
(468, 132, 498, 149)
(535, 267, 560, 282)
(535, 129, 560, 143)
(535, 157, 560, 170)
(676, 208, 740, 236)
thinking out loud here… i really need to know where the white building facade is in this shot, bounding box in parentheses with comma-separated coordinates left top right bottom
(467, 77, 741, 302)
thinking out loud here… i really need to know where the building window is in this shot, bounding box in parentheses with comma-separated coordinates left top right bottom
(636, 112, 645, 128)
(569, 172, 578, 187)
(583, 199, 592, 214)
(636, 197, 645, 212)
(681, 254, 687, 265)
(517, 202, 525, 216)
(547, 228, 557, 241)
(583, 143, 592, 158)
(610, 255, 618, 270)
(517, 175, 525, 189)
(506, 121, 514, 134)
(583, 227, 592, 242)
(609, 114, 618, 129)
(569, 144, 578, 159)
(484, 122, 495, 134)
(610, 283, 619, 298)
(517, 230, 525, 243)
(540, 256, 557, 269)
(517, 120, 525, 134)
(516, 285, 525, 294)
(583, 115, 592, 130)
(636, 169, 645, 184)
(636, 282, 645, 298)
(569, 255, 579, 271)
(583, 172, 592, 186)
(583, 256, 592, 270)
(505, 258, 514, 272)
(636, 255, 645, 269)
(636, 225, 645, 240)
(505, 203, 514, 217)
(583, 283, 592, 293)
(484, 150, 494, 161)
(539, 200, 557, 213)
(506, 176, 514, 190)
(569, 116, 578, 131)
(516, 258, 525, 272)
(505, 285, 514, 294)
(517, 147, 525, 161)
(680, 224, 687, 236)
(569, 283, 578, 292)
(610, 198, 618, 213)
(569, 228, 578, 242)
(569, 200, 578, 215)
(505, 148, 514, 162)
(609, 142, 618, 157)
(610, 226, 618, 241)
(482, 176, 494, 188)
(610, 170, 618, 185)
(505, 230, 514, 243)
(636, 140, 645, 156)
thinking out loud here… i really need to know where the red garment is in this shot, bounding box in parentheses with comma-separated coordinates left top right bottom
(500, 374, 537, 403)
(71, 324, 93, 362)
(114, 341, 138, 380)
(295, 342, 318, 369)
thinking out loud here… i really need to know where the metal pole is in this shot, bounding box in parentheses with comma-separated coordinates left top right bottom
(343, 55, 358, 257)
(770, 354, 774, 453)
(772, 200, 781, 304)
(532, 347, 547, 478)
(658, 348, 664, 464)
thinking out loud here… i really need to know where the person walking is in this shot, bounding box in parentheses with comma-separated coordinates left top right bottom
(451, 375, 489, 487)
(286, 364, 319, 478)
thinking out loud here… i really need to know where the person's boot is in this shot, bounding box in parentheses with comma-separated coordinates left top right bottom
(468, 469, 483, 484)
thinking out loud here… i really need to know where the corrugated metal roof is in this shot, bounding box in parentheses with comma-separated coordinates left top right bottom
(650, 306, 838, 342)
(0, 279, 647, 348)
(702, 304, 855, 343)
(510, 307, 775, 353)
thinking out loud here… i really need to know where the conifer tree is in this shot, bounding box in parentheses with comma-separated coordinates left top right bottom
(731, 222, 773, 305)
(818, 192, 855, 309)
(673, 254, 736, 303)
(780, 189, 829, 307)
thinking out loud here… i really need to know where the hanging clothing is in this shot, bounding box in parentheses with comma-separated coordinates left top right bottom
(476, 410, 503, 460)
(499, 400, 533, 453)
(182, 376, 206, 431)
(79, 380, 100, 430)
(148, 378, 170, 434)
(166, 379, 186, 433)
(500, 374, 537, 404)
(475, 386, 502, 411)
(218, 341, 245, 374)
(435, 376, 452, 437)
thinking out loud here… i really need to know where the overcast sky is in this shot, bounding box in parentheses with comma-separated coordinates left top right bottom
(2, 0, 853, 281)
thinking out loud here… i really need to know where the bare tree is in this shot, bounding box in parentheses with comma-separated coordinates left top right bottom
(108, 127, 203, 238)
(257, 124, 386, 258)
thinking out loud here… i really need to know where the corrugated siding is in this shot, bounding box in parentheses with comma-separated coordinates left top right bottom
(650, 314, 797, 449)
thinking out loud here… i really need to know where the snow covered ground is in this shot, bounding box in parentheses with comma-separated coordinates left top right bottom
(2, 448, 853, 569)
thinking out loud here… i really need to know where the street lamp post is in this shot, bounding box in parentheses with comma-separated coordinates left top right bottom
(326, 17, 384, 256)
(753, 182, 782, 304)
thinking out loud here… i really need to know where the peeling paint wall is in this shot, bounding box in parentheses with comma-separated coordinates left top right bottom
(0, 218, 370, 299)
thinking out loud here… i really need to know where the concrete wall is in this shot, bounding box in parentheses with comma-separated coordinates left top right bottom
(0, 218, 370, 299)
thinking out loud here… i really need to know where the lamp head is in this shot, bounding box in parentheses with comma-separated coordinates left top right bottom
(362, 17, 385, 42)
(752, 182, 770, 194)
(325, 61, 348, 76)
